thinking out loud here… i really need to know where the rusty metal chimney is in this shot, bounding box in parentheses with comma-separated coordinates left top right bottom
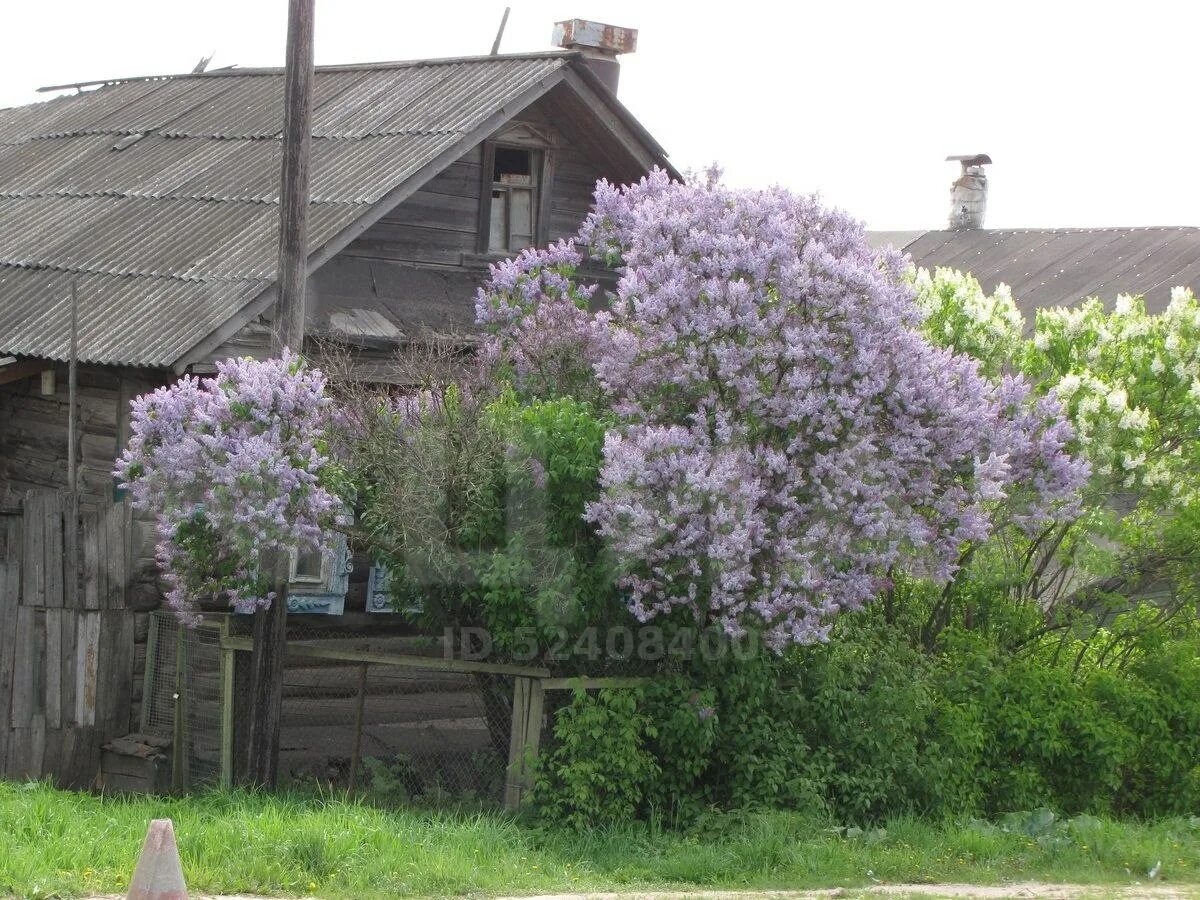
(947, 154, 992, 229)
(552, 19, 637, 94)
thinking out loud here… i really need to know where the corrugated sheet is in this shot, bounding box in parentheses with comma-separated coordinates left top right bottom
(890, 228, 1200, 315)
(0, 54, 579, 367)
(0, 267, 267, 367)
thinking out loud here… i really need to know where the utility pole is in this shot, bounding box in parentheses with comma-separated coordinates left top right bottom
(245, 0, 315, 789)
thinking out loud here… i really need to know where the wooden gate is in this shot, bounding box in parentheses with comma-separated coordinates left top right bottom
(0, 490, 134, 786)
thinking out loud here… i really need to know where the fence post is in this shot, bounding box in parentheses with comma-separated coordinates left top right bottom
(348, 662, 369, 793)
(504, 676, 544, 810)
(140, 613, 158, 733)
(220, 619, 234, 790)
(171, 623, 188, 792)
(526, 676, 544, 770)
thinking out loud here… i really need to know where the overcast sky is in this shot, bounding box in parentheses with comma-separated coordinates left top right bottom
(2, 1, 1195, 230)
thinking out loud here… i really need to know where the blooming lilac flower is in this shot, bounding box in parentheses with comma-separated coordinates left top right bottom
(116, 350, 341, 620)
(478, 169, 1088, 648)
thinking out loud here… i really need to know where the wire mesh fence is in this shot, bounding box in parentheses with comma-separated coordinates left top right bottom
(144, 612, 521, 804)
(271, 621, 515, 805)
(141, 611, 650, 806)
(142, 611, 225, 790)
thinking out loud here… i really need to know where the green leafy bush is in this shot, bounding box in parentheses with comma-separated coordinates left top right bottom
(532, 687, 657, 829)
(639, 676, 720, 823)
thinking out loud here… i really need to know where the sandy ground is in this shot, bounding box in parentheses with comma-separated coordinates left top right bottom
(502, 887, 1200, 900)
(87, 885, 1200, 900)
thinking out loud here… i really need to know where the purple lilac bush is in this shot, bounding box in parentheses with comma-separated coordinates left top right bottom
(479, 169, 1088, 647)
(116, 351, 340, 620)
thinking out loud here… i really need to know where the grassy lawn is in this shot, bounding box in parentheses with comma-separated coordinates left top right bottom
(0, 782, 1197, 898)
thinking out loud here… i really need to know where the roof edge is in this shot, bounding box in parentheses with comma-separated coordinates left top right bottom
(37, 51, 582, 95)
(564, 62, 677, 178)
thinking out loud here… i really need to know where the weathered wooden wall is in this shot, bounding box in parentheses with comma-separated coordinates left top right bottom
(200, 87, 638, 364)
(0, 490, 134, 785)
(0, 364, 138, 503)
(0, 84, 653, 751)
(303, 90, 631, 342)
(0, 365, 167, 742)
(343, 100, 604, 267)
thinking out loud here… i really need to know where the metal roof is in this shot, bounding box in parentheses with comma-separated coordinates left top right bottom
(0, 53, 669, 369)
(876, 227, 1200, 316)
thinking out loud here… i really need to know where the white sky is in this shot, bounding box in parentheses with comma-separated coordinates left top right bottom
(2, 0, 1196, 230)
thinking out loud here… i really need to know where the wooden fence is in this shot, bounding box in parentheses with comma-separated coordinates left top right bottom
(0, 489, 133, 786)
(148, 624, 647, 808)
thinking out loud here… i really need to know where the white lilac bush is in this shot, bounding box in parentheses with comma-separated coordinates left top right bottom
(915, 268, 1200, 508)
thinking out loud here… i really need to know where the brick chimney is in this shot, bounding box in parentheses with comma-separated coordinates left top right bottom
(947, 154, 992, 229)
(552, 19, 637, 95)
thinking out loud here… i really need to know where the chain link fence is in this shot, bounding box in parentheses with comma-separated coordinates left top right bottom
(144, 612, 522, 804)
(142, 612, 225, 789)
(270, 620, 514, 804)
(141, 610, 654, 806)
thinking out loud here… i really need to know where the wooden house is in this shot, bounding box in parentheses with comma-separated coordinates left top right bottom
(0, 21, 675, 782)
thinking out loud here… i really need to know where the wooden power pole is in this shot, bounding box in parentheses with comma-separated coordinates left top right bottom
(245, 0, 315, 789)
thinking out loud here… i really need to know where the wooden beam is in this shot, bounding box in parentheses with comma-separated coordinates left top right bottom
(536, 147, 557, 247)
(476, 142, 496, 255)
(221, 635, 551, 678)
(219, 619, 234, 790)
(272, 0, 315, 353)
(503, 675, 531, 810)
(245, 0, 314, 792)
(559, 69, 659, 173)
(541, 676, 650, 691)
(67, 282, 79, 497)
(0, 360, 46, 387)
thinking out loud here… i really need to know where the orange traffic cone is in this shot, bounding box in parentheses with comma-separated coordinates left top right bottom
(126, 818, 188, 900)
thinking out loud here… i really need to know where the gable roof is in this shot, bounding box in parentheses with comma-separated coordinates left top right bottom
(0, 52, 673, 370)
(869, 227, 1200, 317)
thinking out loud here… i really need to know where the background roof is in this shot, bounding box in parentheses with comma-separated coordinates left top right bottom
(0, 53, 665, 369)
(870, 227, 1200, 316)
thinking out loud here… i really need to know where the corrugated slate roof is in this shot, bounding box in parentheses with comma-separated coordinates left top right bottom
(879, 227, 1200, 316)
(0, 52, 652, 368)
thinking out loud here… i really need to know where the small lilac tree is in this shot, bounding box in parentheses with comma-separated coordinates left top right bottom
(116, 351, 342, 622)
(479, 170, 1088, 647)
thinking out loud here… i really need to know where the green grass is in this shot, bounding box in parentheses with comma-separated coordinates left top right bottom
(0, 782, 1198, 898)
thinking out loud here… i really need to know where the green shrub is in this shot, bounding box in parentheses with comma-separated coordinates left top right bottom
(528, 604, 1199, 829)
(781, 624, 970, 821)
(531, 687, 657, 829)
(639, 676, 719, 823)
(1091, 635, 1200, 816)
(703, 654, 820, 812)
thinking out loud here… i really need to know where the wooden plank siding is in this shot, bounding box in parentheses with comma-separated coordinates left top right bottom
(302, 93, 626, 355)
(339, 96, 618, 272)
(0, 364, 160, 505)
(0, 358, 156, 781)
(0, 491, 133, 786)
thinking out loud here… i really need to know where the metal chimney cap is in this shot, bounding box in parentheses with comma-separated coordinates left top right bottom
(552, 19, 638, 55)
(946, 153, 992, 166)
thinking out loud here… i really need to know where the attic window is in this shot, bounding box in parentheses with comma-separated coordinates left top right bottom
(487, 146, 541, 253)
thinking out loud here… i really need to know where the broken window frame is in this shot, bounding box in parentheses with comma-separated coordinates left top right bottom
(479, 142, 548, 255)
